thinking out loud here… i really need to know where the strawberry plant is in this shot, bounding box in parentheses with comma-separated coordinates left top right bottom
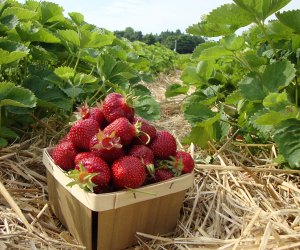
(0, 0, 188, 148)
(168, 0, 300, 168)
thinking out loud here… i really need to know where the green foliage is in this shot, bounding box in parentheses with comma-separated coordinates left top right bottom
(0, 0, 183, 147)
(172, 0, 300, 168)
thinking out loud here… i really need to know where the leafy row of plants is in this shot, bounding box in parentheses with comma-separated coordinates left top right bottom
(0, 0, 181, 147)
(167, 0, 300, 168)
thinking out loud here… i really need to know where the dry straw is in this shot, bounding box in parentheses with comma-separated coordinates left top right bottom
(0, 72, 300, 249)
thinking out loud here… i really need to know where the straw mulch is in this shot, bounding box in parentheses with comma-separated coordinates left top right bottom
(1, 71, 300, 250)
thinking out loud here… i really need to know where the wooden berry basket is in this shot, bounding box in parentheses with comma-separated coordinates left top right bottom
(43, 148, 194, 250)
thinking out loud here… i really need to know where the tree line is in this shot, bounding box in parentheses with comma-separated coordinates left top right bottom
(114, 27, 205, 54)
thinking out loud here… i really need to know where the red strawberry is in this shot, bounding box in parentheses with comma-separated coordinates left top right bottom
(52, 141, 78, 170)
(174, 151, 195, 174)
(89, 107, 106, 128)
(69, 119, 99, 150)
(128, 144, 154, 166)
(89, 130, 125, 163)
(76, 103, 106, 128)
(68, 155, 111, 193)
(149, 131, 177, 159)
(112, 156, 146, 189)
(103, 117, 135, 146)
(76, 103, 90, 120)
(154, 168, 174, 182)
(74, 152, 97, 164)
(133, 116, 156, 145)
(102, 93, 134, 123)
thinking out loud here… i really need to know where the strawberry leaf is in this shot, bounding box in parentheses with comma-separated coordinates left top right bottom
(206, 3, 253, 28)
(276, 10, 300, 33)
(54, 67, 75, 81)
(0, 126, 19, 139)
(274, 119, 300, 168)
(69, 12, 84, 26)
(16, 22, 60, 43)
(165, 83, 189, 98)
(134, 95, 160, 121)
(0, 82, 36, 108)
(0, 138, 8, 148)
(233, 0, 291, 22)
(2, 7, 37, 21)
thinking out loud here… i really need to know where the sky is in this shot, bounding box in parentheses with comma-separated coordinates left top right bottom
(19, 0, 299, 34)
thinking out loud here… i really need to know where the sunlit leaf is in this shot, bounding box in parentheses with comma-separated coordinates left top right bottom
(276, 10, 300, 33)
(274, 119, 300, 168)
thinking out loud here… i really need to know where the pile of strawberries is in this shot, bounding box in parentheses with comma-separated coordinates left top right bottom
(51, 93, 194, 193)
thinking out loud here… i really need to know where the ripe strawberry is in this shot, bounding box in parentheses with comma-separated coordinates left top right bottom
(76, 103, 106, 128)
(89, 107, 106, 128)
(103, 117, 135, 146)
(74, 152, 97, 164)
(128, 144, 154, 166)
(52, 141, 78, 170)
(89, 130, 125, 163)
(133, 116, 156, 145)
(149, 131, 177, 159)
(68, 155, 111, 193)
(112, 156, 146, 189)
(154, 168, 174, 182)
(69, 119, 99, 150)
(174, 151, 195, 174)
(102, 93, 134, 123)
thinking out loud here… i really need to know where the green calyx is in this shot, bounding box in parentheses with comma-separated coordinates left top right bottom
(66, 163, 98, 192)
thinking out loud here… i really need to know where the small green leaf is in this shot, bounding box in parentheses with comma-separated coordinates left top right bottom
(263, 92, 290, 110)
(0, 82, 36, 108)
(0, 48, 28, 64)
(243, 50, 267, 68)
(54, 66, 75, 80)
(2, 7, 37, 20)
(200, 45, 233, 60)
(206, 3, 253, 28)
(255, 109, 297, 125)
(62, 87, 83, 98)
(233, 0, 291, 22)
(57, 29, 80, 48)
(187, 21, 234, 37)
(220, 34, 245, 51)
(0, 15, 18, 31)
(80, 30, 115, 49)
(16, 22, 60, 43)
(225, 90, 243, 104)
(133, 96, 160, 121)
(0, 126, 19, 139)
(262, 60, 296, 92)
(192, 42, 218, 59)
(39, 1, 64, 24)
(0, 138, 8, 148)
(239, 72, 266, 101)
(182, 126, 210, 148)
(196, 60, 214, 80)
(274, 119, 300, 168)
(181, 66, 202, 84)
(276, 10, 300, 33)
(183, 102, 215, 125)
(69, 12, 84, 26)
(74, 73, 98, 85)
(165, 83, 189, 98)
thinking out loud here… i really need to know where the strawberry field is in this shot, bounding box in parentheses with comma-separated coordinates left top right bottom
(0, 0, 300, 249)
